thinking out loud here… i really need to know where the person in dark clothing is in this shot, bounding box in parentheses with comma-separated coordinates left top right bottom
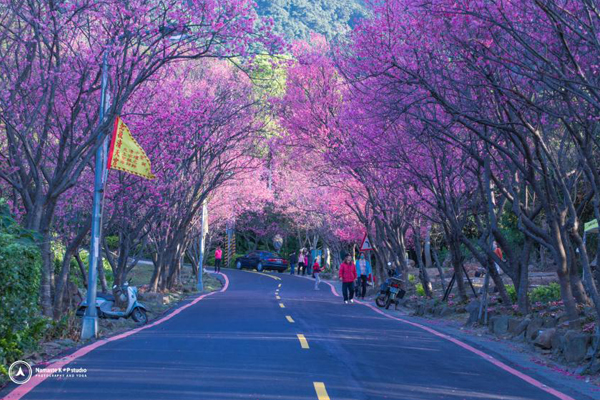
(355, 253, 372, 299)
(289, 252, 297, 275)
(302, 252, 308, 275)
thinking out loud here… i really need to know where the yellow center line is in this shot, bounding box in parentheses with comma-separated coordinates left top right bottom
(313, 382, 330, 400)
(276, 296, 281, 300)
(286, 315, 295, 323)
(243, 270, 281, 281)
(297, 334, 309, 349)
(278, 283, 281, 288)
(279, 303, 285, 308)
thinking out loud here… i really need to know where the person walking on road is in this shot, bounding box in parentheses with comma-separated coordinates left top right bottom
(313, 259, 322, 290)
(298, 249, 308, 275)
(303, 252, 309, 275)
(355, 253, 372, 299)
(214, 246, 223, 273)
(289, 251, 297, 275)
(297, 249, 306, 275)
(339, 255, 357, 304)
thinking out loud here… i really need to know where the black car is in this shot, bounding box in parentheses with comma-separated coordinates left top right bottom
(235, 251, 288, 272)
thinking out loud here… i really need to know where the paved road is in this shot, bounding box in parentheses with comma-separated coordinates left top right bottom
(1, 269, 593, 400)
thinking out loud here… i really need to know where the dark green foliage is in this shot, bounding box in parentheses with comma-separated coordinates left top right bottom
(498, 210, 525, 247)
(0, 200, 45, 378)
(105, 235, 119, 251)
(505, 283, 561, 305)
(256, 0, 367, 41)
(530, 283, 561, 304)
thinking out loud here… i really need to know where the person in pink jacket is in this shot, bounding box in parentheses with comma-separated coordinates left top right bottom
(214, 247, 222, 273)
(339, 255, 358, 303)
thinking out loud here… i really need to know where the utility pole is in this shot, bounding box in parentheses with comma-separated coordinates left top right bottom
(81, 50, 110, 340)
(197, 200, 207, 291)
(226, 219, 235, 268)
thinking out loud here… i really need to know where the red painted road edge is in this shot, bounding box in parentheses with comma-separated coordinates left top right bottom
(2, 273, 230, 400)
(322, 281, 576, 400)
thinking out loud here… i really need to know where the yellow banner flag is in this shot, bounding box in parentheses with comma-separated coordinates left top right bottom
(107, 116, 155, 179)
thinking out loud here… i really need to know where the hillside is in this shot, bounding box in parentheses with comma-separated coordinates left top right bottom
(256, 0, 367, 41)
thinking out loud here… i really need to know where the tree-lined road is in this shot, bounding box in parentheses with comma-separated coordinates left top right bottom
(1, 270, 591, 400)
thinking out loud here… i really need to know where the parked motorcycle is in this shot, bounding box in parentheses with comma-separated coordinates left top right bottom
(375, 265, 406, 309)
(76, 282, 148, 324)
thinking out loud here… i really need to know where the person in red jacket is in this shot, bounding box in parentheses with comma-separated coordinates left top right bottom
(339, 255, 358, 303)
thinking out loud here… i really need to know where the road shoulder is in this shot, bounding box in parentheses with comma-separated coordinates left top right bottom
(317, 277, 599, 400)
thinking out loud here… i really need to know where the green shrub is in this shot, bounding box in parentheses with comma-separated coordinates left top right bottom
(504, 283, 562, 306)
(416, 283, 425, 297)
(530, 283, 561, 303)
(408, 274, 416, 284)
(43, 312, 79, 342)
(104, 235, 119, 251)
(0, 201, 45, 378)
(78, 249, 113, 287)
(506, 285, 518, 303)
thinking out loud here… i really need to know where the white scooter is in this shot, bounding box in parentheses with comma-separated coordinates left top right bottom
(77, 282, 148, 324)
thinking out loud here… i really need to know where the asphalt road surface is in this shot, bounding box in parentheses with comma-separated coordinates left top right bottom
(1, 269, 594, 400)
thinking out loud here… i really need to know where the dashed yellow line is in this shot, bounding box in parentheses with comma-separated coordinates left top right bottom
(276, 295, 281, 300)
(244, 270, 281, 281)
(297, 334, 309, 349)
(313, 382, 330, 400)
(279, 303, 285, 308)
(286, 315, 295, 323)
(278, 283, 281, 288)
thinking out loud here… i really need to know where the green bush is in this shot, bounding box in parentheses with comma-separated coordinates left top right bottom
(530, 283, 561, 303)
(78, 249, 113, 287)
(504, 283, 561, 305)
(104, 235, 119, 251)
(415, 283, 425, 297)
(506, 285, 518, 303)
(408, 274, 416, 284)
(0, 201, 45, 378)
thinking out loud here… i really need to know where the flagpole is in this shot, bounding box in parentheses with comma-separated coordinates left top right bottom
(81, 49, 110, 340)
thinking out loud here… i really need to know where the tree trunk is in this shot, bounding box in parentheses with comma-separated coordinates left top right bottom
(150, 251, 162, 292)
(487, 262, 511, 304)
(552, 229, 579, 321)
(424, 224, 432, 268)
(75, 252, 87, 288)
(449, 236, 467, 301)
(53, 252, 74, 319)
(432, 248, 447, 292)
(40, 231, 55, 317)
(53, 218, 91, 318)
(516, 238, 533, 314)
(98, 256, 108, 293)
(570, 229, 600, 324)
(413, 226, 433, 298)
(566, 239, 589, 305)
